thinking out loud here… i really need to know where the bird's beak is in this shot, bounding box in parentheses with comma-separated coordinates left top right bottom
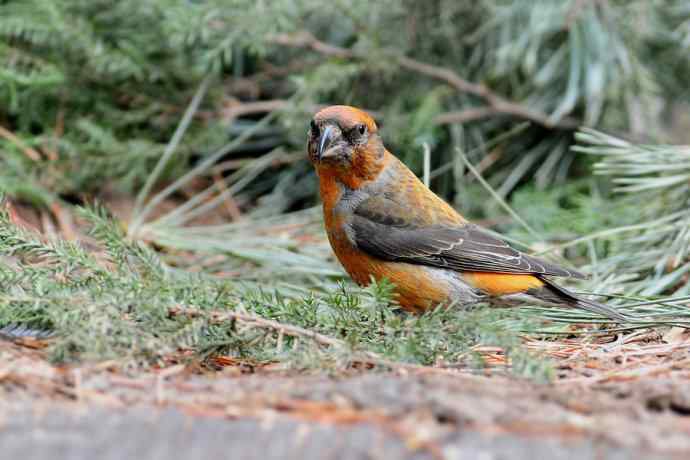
(317, 125, 340, 161)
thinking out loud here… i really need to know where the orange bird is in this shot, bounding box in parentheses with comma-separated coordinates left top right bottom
(307, 105, 625, 321)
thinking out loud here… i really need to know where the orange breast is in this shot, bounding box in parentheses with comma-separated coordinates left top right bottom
(328, 230, 452, 312)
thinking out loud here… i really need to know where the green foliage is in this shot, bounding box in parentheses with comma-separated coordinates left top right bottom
(573, 129, 690, 298)
(1, 0, 688, 207)
(0, 202, 549, 378)
(0, 0, 299, 202)
(1, 1, 689, 381)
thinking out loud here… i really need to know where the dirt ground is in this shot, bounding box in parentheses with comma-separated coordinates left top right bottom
(2, 338, 690, 460)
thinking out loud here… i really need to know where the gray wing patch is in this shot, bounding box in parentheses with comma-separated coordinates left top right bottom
(351, 213, 585, 279)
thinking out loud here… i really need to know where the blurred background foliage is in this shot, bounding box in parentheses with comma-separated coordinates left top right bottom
(2, 0, 688, 205)
(1, 0, 690, 366)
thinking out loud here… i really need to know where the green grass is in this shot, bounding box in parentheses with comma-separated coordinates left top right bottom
(3, 126, 690, 383)
(0, 201, 556, 380)
(1, 1, 689, 388)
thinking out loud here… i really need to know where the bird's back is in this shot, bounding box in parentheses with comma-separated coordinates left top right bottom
(366, 151, 466, 227)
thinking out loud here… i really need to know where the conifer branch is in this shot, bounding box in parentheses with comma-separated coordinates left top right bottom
(272, 31, 580, 129)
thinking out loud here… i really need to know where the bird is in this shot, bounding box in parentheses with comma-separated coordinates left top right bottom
(307, 105, 626, 321)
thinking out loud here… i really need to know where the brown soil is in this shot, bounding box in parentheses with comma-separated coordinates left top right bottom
(2, 337, 690, 459)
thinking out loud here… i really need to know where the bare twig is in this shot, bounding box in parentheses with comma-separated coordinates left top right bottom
(211, 172, 243, 221)
(272, 31, 580, 130)
(455, 147, 544, 241)
(211, 152, 302, 174)
(0, 124, 42, 161)
(218, 311, 343, 347)
(170, 306, 471, 375)
(272, 31, 353, 59)
(220, 99, 290, 123)
(50, 202, 78, 241)
(225, 310, 474, 375)
(171, 306, 344, 348)
(130, 75, 212, 235)
(44, 100, 65, 161)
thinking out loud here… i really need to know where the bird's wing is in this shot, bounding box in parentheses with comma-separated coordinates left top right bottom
(351, 197, 586, 279)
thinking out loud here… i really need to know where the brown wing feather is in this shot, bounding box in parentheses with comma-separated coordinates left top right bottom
(351, 199, 586, 279)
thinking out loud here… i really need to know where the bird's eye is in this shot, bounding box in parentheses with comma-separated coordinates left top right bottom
(310, 120, 320, 138)
(356, 124, 367, 136)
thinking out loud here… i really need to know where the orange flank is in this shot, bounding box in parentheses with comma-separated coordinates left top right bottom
(321, 190, 450, 312)
(463, 272, 544, 296)
(331, 242, 452, 313)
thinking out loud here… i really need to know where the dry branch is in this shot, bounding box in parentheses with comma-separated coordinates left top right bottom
(169, 306, 473, 375)
(0, 124, 42, 161)
(220, 99, 290, 122)
(171, 306, 344, 348)
(272, 31, 580, 130)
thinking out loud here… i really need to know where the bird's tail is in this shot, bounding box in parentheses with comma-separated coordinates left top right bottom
(536, 277, 628, 322)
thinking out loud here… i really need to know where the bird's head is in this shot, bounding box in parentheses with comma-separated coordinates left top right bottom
(307, 105, 386, 186)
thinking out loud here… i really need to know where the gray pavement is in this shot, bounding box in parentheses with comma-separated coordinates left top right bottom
(1, 402, 684, 460)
